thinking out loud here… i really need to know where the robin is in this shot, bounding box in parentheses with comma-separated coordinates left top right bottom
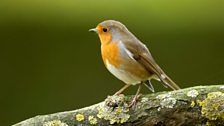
(89, 20, 180, 106)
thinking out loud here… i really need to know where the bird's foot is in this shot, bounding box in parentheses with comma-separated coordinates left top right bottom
(128, 94, 141, 108)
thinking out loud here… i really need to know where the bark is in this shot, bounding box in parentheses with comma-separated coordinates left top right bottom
(13, 85, 224, 126)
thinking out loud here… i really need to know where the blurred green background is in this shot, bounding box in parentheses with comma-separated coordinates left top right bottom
(0, 0, 224, 125)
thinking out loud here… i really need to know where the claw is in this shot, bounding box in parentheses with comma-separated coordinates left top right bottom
(128, 94, 141, 108)
(128, 84, 142, 108)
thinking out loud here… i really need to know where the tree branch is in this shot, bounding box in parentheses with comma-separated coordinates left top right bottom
(13, 85, 224, 126)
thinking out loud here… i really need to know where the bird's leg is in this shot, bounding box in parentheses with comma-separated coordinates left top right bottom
(114, 84, 131, 95)
(128, 83, 142, 107)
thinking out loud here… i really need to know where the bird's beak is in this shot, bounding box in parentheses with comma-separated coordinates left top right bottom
(89, 28, 98, 33)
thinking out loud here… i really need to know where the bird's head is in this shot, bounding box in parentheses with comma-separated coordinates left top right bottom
(89, 20, 130, 45)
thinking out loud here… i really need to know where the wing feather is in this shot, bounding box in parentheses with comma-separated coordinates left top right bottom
(123, 40, 180, 90)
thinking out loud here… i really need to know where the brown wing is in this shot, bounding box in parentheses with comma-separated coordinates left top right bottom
(123, 40, 180, 90)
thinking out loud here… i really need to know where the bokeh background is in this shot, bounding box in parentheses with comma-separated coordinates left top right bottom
(0, 0, 224, 125)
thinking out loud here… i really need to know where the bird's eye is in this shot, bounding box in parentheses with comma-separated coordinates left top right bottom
(102, 28, 108, 32)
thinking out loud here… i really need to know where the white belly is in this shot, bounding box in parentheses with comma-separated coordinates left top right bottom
(105, 60, 141, 85)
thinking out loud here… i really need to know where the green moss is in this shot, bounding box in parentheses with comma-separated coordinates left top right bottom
(205, 121, 217, 126)
(199, 92, 224, 121)
(97, 95, 130, 124)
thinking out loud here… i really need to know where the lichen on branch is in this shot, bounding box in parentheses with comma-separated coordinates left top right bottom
(13, 85, 224, 126)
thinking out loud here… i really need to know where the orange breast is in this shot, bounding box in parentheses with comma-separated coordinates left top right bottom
(101, 42, 121, 68)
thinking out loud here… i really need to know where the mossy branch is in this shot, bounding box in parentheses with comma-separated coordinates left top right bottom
(13, 85, 224, 126)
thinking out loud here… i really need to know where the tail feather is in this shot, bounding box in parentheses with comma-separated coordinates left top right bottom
(160, 74, 180, 90)
(144, 80, 155, 92)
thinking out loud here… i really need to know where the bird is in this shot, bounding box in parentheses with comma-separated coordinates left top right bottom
(89, 20, 180, 106)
